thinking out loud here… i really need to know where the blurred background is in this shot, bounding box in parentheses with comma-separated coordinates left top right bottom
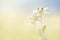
(0, 0, 60, 40)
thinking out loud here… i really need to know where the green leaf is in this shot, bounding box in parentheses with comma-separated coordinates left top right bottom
(42, 25, 46, 32)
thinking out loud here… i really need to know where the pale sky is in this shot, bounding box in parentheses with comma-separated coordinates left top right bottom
(0, 0, 60, 16)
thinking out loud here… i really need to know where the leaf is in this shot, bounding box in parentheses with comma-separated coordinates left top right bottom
(42, 25, 46, 32)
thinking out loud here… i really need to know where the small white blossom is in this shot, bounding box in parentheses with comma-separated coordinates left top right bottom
(30, 7, 48, 40)
(33, 7, 48, 15)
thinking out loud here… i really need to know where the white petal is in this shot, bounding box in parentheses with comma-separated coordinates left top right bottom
(44, 7, 48, 11)
(32, 10, 37, 13)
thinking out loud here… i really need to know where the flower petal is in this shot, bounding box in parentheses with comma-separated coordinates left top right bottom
(32, 10, 37, 13)
(44, 7, 48, 11)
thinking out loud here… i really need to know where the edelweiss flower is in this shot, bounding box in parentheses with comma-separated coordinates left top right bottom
(33, 7, 48, 15)
(30, 7, 48, 40)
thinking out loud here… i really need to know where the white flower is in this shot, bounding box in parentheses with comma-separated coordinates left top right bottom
(32, 7, 48, 15)
(30, 7, 48, 40)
